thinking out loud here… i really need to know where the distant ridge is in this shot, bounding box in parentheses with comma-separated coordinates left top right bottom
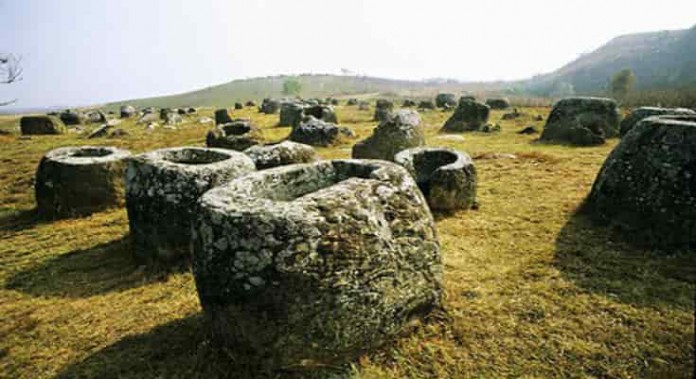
(106, 74, 506, 109)
(106, 25, 696, 109)
(522, 25, 696, 95)
(105, 74, 514, 109)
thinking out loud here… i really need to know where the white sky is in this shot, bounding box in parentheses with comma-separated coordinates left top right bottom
(1, 0, 695, 108)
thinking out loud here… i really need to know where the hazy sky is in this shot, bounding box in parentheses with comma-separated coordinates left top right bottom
(1, 0, 695, 109)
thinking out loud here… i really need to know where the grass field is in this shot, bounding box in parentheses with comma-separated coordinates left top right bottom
(0, 106, 693, 378)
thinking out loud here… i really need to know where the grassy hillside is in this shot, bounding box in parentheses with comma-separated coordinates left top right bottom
(523, 25, 696, 95)
(0, 107, 693, 378)
(104, 74, 518, 110)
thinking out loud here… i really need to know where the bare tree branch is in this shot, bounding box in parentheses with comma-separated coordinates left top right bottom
(0, 53, 22, 106)
(0, 54, 23, 84)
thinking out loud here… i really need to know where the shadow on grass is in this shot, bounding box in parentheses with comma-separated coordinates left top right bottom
(0, 208, 44, 233)
(5, 236, 189, 298)
(56, 313, 355, 379)
(554, 211, 696, 309)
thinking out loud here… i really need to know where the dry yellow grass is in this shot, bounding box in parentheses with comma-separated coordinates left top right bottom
(0, 106, 693, 378)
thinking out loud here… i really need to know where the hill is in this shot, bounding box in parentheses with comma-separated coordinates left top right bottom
(106, 74, 505, 110)
(106, 25, 696, 110)
(522, 25, 696, 96)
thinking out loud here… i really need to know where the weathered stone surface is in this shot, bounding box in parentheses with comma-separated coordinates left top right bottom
(288, 116, 353, 147)
(347, 98, 359, 106)
(619, 106, 695, 137)
(440, 99, 491, 132)
(234, 102, 244, 110)
(245, 100, 257, 107)
(159, 108, 172, 120)
(279, 102, 306, 127)
(418, 100, 436, 110)
(486, 98, 511, 110)
(402, 99, 417, 107)
(137, 113, 158, 124)
(86, 110, 107, 124)
(165, 112, 183, 125)
(244, 141, 318, 169)
(373, 99, 394, 122)
(177, 108, 187, 115)
(353, 110, 425, 161)
(87, 124, 111, 139)
(20, 116, 66, 135)
(329, 98, 340, 105)
(188, 107, 197, 114)
(395, 147, 477, 211)
(213, 109, 232, 125)
(35, 146, 131, 218)
(586, 115, 696, 248)
(60, 110, 84, 126)
(304, 104, 338, 124)
(260, 98, 281, 114)
(206, 119, 263, 151)
(120, 105, 136, 118)
(126, 147, 255, 263)
(540, 97, 620, 146)
(435, 93, 457, 109)
(192, 159, 442, 368)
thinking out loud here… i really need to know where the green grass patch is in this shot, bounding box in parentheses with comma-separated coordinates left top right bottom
(0, 106, 693, 378)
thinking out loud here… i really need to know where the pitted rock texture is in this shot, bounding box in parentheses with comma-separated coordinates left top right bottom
(164, 111, 182, 126)
(373, 99, 394, 123)
(259, 98, 281, 114)
(586, 115, 696, 248)
(35, 146, 131, 218)
(353, 110, 425, 161)
(215, 109, 234, 125)
(485, 98, 511, 110)
(86, 111, 107, 124)
(288, 116, 354, 147)
(303, 104, 338, 124)
(120, 105, 136, 118)
(619, 106, 695, 137)
(125, 147, 255, 263)
(206, 119, 263, 151)
(441, 99, 491, 132)
(395, 147, 477, 211)
(540, 97, 620, 146)
(192, 159, 442, 368)
(59, 110, 84, 126)
(279, 102, 305, 127)
(244, 141, 318, 169)
(20, 116, 66, 135)
(435, 93, 457, 109)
